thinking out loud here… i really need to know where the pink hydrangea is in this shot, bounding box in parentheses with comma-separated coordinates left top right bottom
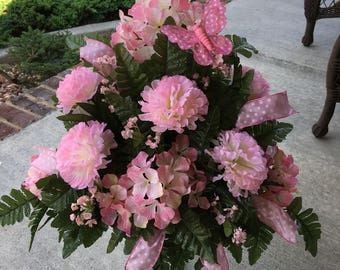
(206, 130, 267, 197)
(139, 75, 208, 133)
(261, 146, 299, 207)
(56, 121, 117, 189)
(23, 147, 57, 198)
(56, 66, 103, 114)
(80, 37, 116, 76)
(242, 66, 270, 100)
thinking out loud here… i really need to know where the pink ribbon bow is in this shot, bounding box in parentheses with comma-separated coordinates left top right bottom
(125, 230, 165, 270)
(253, 196, 297, 244)
(236, 91, 296, 129)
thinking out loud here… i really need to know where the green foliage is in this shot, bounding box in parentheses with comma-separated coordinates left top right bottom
(0, 0, 135, 46)
(244, 223, 274, 265)
(228, 243, 243, 263)
(105, 92, 140, 124)
(107, 227, 124, 254)
(287, 197, 321, 257)
(0, 187, 37, 226)
(244, 121, 293, 148)
(28, 203, 48, 251)
(142, 31, 189, 81)
(8, 28, 79, 80)
(114, 43, 149, 99)
(226, 34, 258, 58)
(171, 207, 217, 264)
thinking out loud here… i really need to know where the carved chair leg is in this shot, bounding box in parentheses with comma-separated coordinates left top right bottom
(312, 97, 336, 137)
(302, 0, 321, 46)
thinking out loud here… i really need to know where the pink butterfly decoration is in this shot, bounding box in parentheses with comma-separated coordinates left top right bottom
(161, 0, 233, 66)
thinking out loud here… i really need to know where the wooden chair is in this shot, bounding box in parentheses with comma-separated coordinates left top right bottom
(312, 35, 340, 137)
(302, 0, 340, 46)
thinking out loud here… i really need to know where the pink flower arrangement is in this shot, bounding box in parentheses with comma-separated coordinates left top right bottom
(56, 66, 103, 114)
(1, 1, 320, 269)
(56, 121, 117, 189)
(206, 130, 268, 197)
(23, 147, 57, 198)
(139, 75, 209, 133)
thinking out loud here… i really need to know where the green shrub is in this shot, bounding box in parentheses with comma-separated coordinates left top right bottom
(9, 28, 79, 80)
(0, 0, 134, 46)
(0, 0, 12, 14)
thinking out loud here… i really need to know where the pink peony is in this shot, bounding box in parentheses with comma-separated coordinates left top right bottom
(23, 147, 57, 198)
(56, 66, 103, 114)
(139, 75, 208, 133)
(261, 146, 299, 207)
(242, 66, 270, 100)
(56, 121, 117, 189)
(206, 130, 267, 197)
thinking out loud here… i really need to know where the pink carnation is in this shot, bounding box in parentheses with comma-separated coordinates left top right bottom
(23, 147, 57, 198)
(56, 66, 103, 114)
(139, 75, 208, 133)
(242, 66, 270, 100)
(261, 146, 299, 207)
(56, 121, 117, 189)
(206, 130, 267, 197)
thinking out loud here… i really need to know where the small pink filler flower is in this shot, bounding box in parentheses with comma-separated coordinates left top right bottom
(206, 130, 267, 197)
(56, 121, 117, 189)
(23, 147, 57, 198)
(139, 75, 208, 133)
(56, 66, 102, 114)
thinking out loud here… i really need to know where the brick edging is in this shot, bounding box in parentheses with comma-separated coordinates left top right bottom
(0, 69, 71, 140)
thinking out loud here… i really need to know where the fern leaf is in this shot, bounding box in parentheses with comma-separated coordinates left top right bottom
(244, 223, 273, 265)
(39, 175, 78, 212)
(244, 121, 293, 148)
(189, 107, 220, 154)
(0, 187, 36, 226)
(287, 197, 321, 257)
(28, 203, 48, 251)
(105, 92, 140, 124)
(142, 32, 189, 81)
(114, 43, 148, 99)
(174, 207, 216, 264)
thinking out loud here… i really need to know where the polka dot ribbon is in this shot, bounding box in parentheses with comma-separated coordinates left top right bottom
(253, 196, 297, 244)
(202, 243, 230, 270)
(125, 230, 165, 270)
(236, 91, 297, 129)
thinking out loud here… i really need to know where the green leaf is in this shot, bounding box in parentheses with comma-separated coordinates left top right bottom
(142, 31, 189, 81)
(28, 203, 48, 251)
(194, 259, 203, 270)
(105, 92, 139, 124)
(0, 187, 37, 226)
(124, 235, 138, 255)
(244, 223, 273, 265)
(65, 33, 106, 50)
(114, 43, 148, 99)
(77, 102, 101, 119)
(62, 229, 82, 258)
(226, 35, 258, 58)
(39, 176, 78, 212)
(287, 197, 321, 257)
(79, 222, 108, 248)
(228, 243, 242, 263)
(189, 107, 220, 154)
(107, 227, 124, 254)
(57, 113, 94, 123)
(244, 121, 293, 148)
(174, 207, 216, 264)
(223, 220, 233, 237)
